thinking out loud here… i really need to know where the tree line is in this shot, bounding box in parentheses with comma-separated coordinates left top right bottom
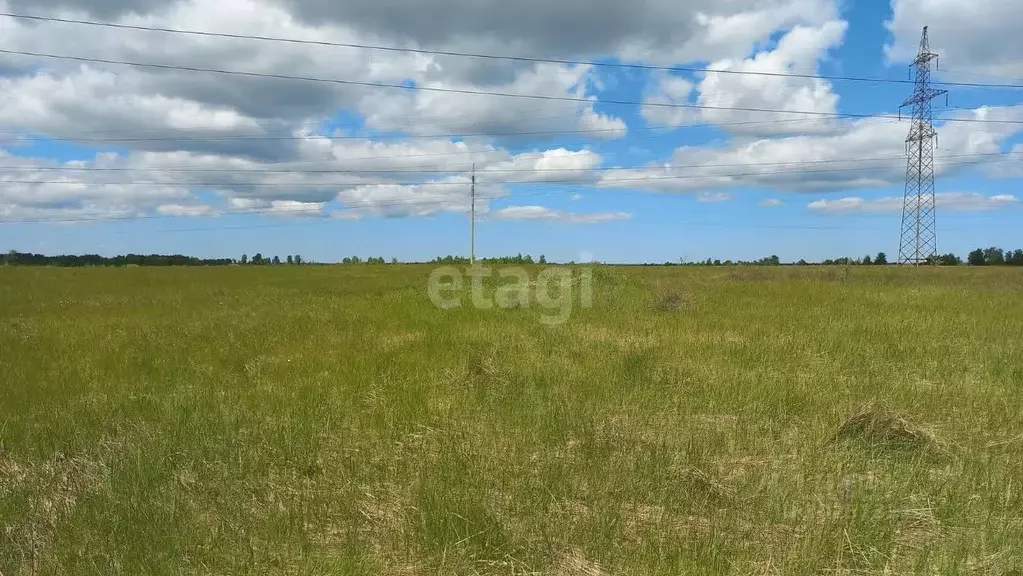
(1, 251, 235, 267)
(677, 247, 1023, 267)
(4, 247, 1023, 267)
(239, 254, 305, 265)
(428, 253, 550, 265)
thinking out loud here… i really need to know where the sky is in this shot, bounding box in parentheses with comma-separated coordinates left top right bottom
(0, 0, 1020, 264)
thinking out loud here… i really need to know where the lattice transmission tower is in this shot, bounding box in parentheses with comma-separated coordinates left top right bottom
(898, 26, 947, 265)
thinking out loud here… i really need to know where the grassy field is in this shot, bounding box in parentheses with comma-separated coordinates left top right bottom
(1, 264, 1022, 575)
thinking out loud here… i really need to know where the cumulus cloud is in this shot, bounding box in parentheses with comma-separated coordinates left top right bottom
(3, 0, 1014, 226)
(274, 0, 838, 66)
(357, 63, 627, 140)
(0, 0, 434, 160)
(492, 205, 631, 224)
(641, 75, 695, 128)
(227, 197, 327, 217)
(0, 141, 608, 220)
(885, 0, 1023, 77)
(336, 178, 481, 217)
(808, 192, 1020, 214)
(760, 198, 783, 206)
(0, 0, 637, 220)
(480, 148, 603, 183)
(600, 105, 1023, 194)
(642, 21, 847, 135)
(155, 203, 219, 217)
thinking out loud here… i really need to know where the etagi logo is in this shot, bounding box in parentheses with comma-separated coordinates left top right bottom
(427, 265, 593, 325)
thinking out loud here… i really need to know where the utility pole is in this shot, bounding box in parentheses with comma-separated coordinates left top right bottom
(470, 163, 476, 266)
(898, 26, 947, 266)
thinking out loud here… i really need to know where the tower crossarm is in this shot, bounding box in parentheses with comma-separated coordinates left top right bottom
(900, 87, 948, 108)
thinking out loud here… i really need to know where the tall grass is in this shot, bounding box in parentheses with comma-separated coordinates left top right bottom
(1, 265, 1021, 574)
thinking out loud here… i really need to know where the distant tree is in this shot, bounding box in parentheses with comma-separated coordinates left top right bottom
(272, 255, 281, 265)
(937, 253, 960, 266)
(287, 255, 294, 265)
(294, 255, 302, 265)
(391, 257, 398, 264)
(1009, 249, 1023, 266)
(241, 254, 248, 265)
(797, 259, 808, 266)
(875, 252, 888, 265)
(968, 249, 986, 266)
(983, 247, 1005, 266)
(862, 254, 872, 265)
(253, 253, 264, 265)
(539, 254, 546, 264)
(713, 259, 721, 266)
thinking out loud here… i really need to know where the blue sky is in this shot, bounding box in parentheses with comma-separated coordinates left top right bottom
(0, 0, 1020, 264)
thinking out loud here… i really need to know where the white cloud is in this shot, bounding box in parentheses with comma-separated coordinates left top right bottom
(480, 148, 603, 183)
(808, 192, 1020, 214)
(692, 21, 847, 135)
(357, 63, 627, 141)
(263, 200, 328, 218)
(227, 197, 327, 217)
(599, 105, 1023, 194)
(697, 191, 732, 202)
(760, 198, 783, 206)
(336, 178, 480, 217)
(155, 203, 218, 217)
(640, 21, 847, 135)
(885, 0, 1023, 77)
(493, 205, 631, 224)
(616, 0, 838, 64)
(570, 194, 583, 201)
(641, 74, 695, 128)
(5, 0, 1016, 227)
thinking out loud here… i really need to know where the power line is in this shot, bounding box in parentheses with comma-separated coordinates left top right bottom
(0, 89, 844, 140)
(3, 11, 1023, 90)
(0, 115, 865, 147)
(0, 116, 842, 143)
(0, 156, 1011, 188)
(3, 48, 1023, 126)
(0, 118, 787, 143)
(0, 150, 1016, 176)
(0, 94, 855, 141)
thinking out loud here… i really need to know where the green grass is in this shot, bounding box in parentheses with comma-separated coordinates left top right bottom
(1, 265, 1022, 575)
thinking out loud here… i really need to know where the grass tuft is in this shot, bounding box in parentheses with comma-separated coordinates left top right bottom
(832, 401, 938, 450)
